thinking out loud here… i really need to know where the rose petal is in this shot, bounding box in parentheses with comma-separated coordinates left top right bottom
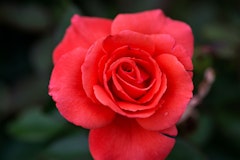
(93, 85, 155, 118)
(108, 57, 139, 101)
(172, 44, 193, 72)
(151, 34, 176, 57)
(103, 30, 155, 54)
(103, 46, 156, 103)
(109, 57, 154, 100)
(115, 74, 152, 99)
(161, 18, 194, 57)
(53, 15, 111, 64)
(137, 54, 193, 131)
(115, 73, 166, 112)
(49, 47, 115, 129)
(151, 34, 193, 72)
(81, 39, 106, 102)
(138, 73, 167, 104)
(117, 60, 146, 88)
(111, 9, 193, 57)
(89, 116, 175, 160)
(105, 46, 164, 104)
(111, 9, 165, 34)
(112, 72, 136, 102)
(93, 85, 127, 115)
(160, 125, 178, 137)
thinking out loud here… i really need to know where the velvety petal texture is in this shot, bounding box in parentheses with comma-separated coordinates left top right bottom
(49, 48, 115, 129)
(111, 10, 165, 34)
(111, 10, 193, 57)
(53, 15, 112, 64)
(89, 116, 175, 160)
(49, 9, 194, 160)
(137, 54, 193, 131)
(161, 18, 194, 57)
(81, 39, 107, 103)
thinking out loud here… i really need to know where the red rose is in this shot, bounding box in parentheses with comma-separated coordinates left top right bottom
(49, 9, 193, 160)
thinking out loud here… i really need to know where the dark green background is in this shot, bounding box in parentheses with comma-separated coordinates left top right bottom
(0, 0, 240, 159)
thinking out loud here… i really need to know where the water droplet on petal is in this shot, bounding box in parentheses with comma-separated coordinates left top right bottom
(164, 112, 169, 116)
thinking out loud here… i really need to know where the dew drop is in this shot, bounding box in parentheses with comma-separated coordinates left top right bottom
(164, 112, 169, 116)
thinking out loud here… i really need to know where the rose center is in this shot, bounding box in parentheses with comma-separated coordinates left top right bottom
(121, 62, 133, 73)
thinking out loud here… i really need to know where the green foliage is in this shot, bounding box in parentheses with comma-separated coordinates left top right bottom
(0, 4, 50, 32)
(43, 133, 92, 160)
(167, 138, 206, 160)
(7, 108, 65, 142)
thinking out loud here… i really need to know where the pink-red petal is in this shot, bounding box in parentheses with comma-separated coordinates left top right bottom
(137, 54, 193, 131)
(111, 9, 193, 57)
(151, 34, 176, 57)
(103, 30, 155, 54)
(89, 116, 175, 160)
(160, 125, 178, 137)
(93, 85, 126, 115)
(81, 39, 106, 102)
(49, 48, 115, 129)
(93, 85, 156, 118)
(112, 72, 136, 102)
(151, 34, 193, 72)
(161, 18, 194, 57)
(172, 44, 193, 72)
(111, 9, 165, 34)
(53, 15, 111, 64)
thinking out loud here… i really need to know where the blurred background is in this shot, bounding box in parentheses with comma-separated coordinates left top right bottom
(0, 0, 239, 159)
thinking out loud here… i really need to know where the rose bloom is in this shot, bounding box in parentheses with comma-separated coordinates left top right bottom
(49, 9, 193, 160)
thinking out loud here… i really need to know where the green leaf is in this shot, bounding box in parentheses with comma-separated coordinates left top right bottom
(0, 83, 11, 115)
(53, 4, 81, 45)
(0, 140, 43, 160)
(7, 107, 65, 142)
(202, 24, 240, 59)
(188, 114, 214, 147)
(217, 110, 240, 149)
(167, 138, 206, 160)
(0, 4, 51, 32)
(43, 133, 92, 160)
(30, 37, 54, 75)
